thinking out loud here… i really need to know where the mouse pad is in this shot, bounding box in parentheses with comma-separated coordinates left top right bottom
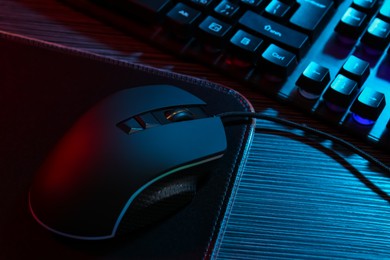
(0, 30, 254, 259)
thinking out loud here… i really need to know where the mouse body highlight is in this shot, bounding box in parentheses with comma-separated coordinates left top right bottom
(29, 85, 226, 240)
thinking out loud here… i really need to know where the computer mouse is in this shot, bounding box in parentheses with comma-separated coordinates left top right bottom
(29, 85, 227, 240)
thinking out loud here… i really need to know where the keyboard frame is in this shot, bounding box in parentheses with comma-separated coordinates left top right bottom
(60, 0, 390, 151)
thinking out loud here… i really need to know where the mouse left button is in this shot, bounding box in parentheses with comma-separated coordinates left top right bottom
(117, 118, 144, 134)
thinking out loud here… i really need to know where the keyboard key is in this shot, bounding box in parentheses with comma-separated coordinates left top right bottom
(198, 16, 232, 46)
(296, 61, 331, 98)
(240, 0, 265, 10)
(264, 0, 291, 19)
(166, 3, 202, 36)
(239, 10, 310, 58)
(352, 0, 378, 14)
(378, 3, 390, 22)
(289, 0, 334, 39)
(261, 44, 298, 77)
(335, 7, 368, 39)
(214, 0, 240, 19)
(340, 55, 370, 86)
(361, 18, 390, 50)
(351, 88, 386, 122)
(323, 74, 358, 110)
(229, 29, 264, 63)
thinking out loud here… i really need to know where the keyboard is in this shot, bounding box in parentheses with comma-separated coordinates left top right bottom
(61, 0, 390, 151)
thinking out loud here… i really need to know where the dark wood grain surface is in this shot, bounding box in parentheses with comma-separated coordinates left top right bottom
(1, 0, 390, 258)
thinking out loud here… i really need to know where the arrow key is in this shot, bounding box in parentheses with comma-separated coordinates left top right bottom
(340, 55, 370, 86)
(323, 74, 358, 111)
(350, 88, 386, 124)
(361, 18, 390, 51)
(352, 0, 378, 14)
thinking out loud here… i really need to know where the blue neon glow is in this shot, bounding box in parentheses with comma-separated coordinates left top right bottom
(352, 113, 375, 125)
(112, 155, 222, 236)
(28, 193, 113, 240)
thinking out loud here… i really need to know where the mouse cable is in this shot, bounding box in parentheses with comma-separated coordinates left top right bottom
(216, 111, 390, 174)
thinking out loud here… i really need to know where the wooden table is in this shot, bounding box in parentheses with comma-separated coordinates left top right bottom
(1, 0, 390, 258)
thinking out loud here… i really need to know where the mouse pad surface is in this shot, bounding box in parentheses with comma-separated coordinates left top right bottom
(0, 31, 253, 259)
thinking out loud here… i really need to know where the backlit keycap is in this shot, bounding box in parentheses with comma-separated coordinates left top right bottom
(361, 18, 390, 50)
(335, 7, 368, 39)
(323, 74, 358, 111)
(340, 55, 370, 86)
(350, 88, 386, 124)
(296, 61, 331, 99)
(261, 44, 298, 77)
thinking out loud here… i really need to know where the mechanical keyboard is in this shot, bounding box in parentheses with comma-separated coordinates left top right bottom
(61, 0, 390, 151)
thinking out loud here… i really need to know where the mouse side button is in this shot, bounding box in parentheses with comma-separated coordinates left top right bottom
(117, 117, 144, 134)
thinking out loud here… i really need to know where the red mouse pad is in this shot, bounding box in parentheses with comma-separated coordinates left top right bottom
(0, 30, 254, 259)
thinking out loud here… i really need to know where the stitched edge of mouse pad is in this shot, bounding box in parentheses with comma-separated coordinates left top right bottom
(0, 30, 254, 259)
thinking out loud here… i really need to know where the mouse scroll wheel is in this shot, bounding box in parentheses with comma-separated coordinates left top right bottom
(165, 108, 195, 122)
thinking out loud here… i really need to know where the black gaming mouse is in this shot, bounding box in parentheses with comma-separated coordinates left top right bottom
(29, 85, 227, 240)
